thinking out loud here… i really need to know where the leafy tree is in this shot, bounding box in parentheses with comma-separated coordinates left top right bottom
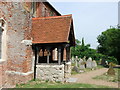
(71, 38, 118, 64)
(97, 27, 120, 64)
(71, 38, 100, 60)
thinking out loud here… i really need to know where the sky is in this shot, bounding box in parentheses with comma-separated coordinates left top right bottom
(48, 1, 118, 49)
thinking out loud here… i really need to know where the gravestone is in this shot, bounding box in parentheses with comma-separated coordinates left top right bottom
(86, 57, 92, 68)
(98, 59, 102, 65)
(72, 66, 79, 73)
(75, 56, 78, 67)
(79, 59, 85, 69)
(71, 57, 75, 63)
(105, 61, 109, 65)
(107, 63, 115, 75)
(92, 60, 97, 68)
(83, 56, 86, 61)
(82, 56, 87, 68)
(75, 56, 78, 60)
(75, 59, 78, 67)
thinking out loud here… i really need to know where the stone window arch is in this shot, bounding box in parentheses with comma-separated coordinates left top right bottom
(0, 18, 6, 60)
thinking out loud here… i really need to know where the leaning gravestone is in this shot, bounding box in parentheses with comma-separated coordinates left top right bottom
(79, 59, 85, 69)
(86, 57, 92, 68)
(72, 66, 79, 73)
(92, 60, 97, 68)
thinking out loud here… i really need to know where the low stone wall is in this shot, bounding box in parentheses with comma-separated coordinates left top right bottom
(36, 64, 64, 82)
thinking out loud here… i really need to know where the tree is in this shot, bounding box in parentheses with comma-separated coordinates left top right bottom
(71, 39, 81, 57)
(71, 38, 118, 64)
(97, 27, 120, 64)
(71, 38, 99, 60)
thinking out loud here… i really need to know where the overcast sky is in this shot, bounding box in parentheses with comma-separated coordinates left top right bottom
(48, 1, 118, 49)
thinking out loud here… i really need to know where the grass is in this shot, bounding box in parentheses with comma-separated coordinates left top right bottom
(16, 80, 112, 88)
(93, 68, 120, 83)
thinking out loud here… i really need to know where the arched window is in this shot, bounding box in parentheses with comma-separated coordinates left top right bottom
(0, 19, 6, 60)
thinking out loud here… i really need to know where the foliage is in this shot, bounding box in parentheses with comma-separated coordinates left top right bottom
(97, 27, 120, 64)
(71, 39, 101, 61)
(71, 38, 118, 64)
(71, 38, 96, 59)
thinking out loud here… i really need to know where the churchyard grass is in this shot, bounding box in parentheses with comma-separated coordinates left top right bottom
(16, 80, 112, 88)
(93, 68, 120, 83)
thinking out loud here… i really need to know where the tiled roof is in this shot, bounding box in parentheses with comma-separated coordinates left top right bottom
(32, 14, 75, 46)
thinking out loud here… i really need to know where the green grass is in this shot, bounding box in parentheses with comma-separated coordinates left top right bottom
(71, 70, 79, 75)
(16, 80, 112, 88)
(93, 68, 120, 83)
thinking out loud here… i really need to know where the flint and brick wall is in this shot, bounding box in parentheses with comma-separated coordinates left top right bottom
(36, 62, 71, 82)
(0, 2, 33, 87)
(0, 61, 7, 88)
(36, 64, 65, 82)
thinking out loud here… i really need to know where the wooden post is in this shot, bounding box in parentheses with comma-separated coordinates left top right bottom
(66, 46, 70, 62)
(34, 45, 37, 80)
(58, 48, 61, 65)
(47, 49, 50, 64)
(36, 48, 40, 64)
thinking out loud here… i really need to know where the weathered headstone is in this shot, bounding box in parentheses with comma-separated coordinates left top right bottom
(75, 56, 78, 67)
(92, 60, 97, 68)
(98, 59, 102, 65)
(72, 66, 79, 73)
(71, 57, 75, 63)
(86, 57, 92, 68)
(83, 56, 86, 61)
(82, 56, 87, 68)
(105, 61, 109, 65)
(75, 59, 78, 67)
(75, 56, 78, 60)
(79, 59, 85, 69)
(107, 62, 115, 75)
